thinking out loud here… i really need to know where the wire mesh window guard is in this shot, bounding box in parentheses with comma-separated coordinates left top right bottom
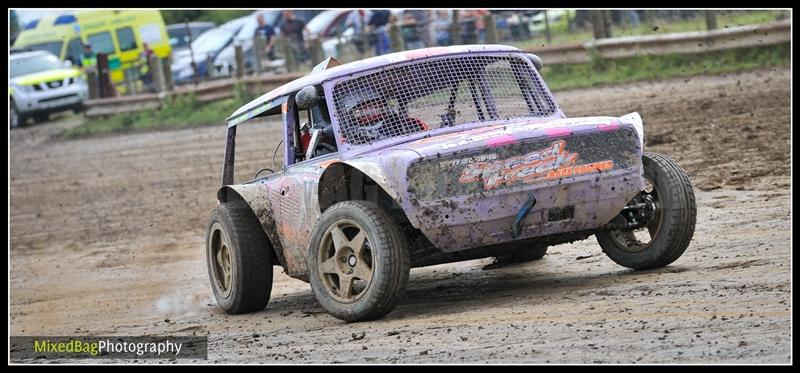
(331, 53, 557, 146)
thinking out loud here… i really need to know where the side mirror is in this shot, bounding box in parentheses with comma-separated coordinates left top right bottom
(526, 53, 543, 71)
(296, 85, 322, 110)
(63, 60, 73, 68)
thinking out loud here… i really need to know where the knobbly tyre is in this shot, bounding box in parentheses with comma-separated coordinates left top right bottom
(206, 45, 696, 322)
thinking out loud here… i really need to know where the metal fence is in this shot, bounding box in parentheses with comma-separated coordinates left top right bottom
(85, 9, 788, 106)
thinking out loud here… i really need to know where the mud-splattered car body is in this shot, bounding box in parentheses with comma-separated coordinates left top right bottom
(217, 45, 646, 281)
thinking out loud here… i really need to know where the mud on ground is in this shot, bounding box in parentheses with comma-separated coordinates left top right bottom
(9, 66, 791, 363)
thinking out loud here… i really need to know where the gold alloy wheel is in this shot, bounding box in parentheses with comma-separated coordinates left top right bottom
(317, 219, 374, 303)
(209, 222, 233, 298)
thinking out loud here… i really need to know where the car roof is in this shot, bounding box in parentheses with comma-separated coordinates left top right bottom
(9, 50, 54, 60)
(229, 44, 521, 121)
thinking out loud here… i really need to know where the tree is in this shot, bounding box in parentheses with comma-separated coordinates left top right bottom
(160, 10, 203, 25)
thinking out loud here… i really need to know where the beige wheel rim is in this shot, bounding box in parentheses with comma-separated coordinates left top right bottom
(210, 222, 233, 298)
(318, 219, 374, 303)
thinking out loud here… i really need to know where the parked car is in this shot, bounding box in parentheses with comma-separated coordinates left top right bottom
(14, 10, 172, 94)
(211, 10, 280, 77)
(316, 9, 406, 59)
(171, 16, 248, 83)
(205, 45, 697, 322)
(167, 21, 216, 55)
(213, 10, 322, 77)
(528, 9, 576, 33)
(10, 51, 88, 128)
(306, 10, 355, 59)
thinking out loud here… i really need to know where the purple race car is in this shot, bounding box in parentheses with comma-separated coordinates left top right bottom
(207, 45, 696, 322)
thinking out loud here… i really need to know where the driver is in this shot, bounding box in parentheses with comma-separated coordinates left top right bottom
(342, 87, 428, 143)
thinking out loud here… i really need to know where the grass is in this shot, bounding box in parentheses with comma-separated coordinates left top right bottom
(541, 43, 790, 91)
(63, 42, 789, 138)
(510, 10, 787, 50)
(62, 84, 257, 138)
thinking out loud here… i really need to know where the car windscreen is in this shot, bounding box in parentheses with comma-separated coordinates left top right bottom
(11, 54, 64, 78)
(24, 41, 63, 58)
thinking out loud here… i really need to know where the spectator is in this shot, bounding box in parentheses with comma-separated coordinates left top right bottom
(368, 9, 392, 56)
(80, 43, 97, 72)
(474, 9, 489, 44)
(622, 10, 640, 27)
(404, 10, 431, 48)
(281, 10, 309, 63)
(255, 13, 277, 60)
(432, 10, 452, 46)
(139, 43, 155, 92)
(345, 9, 372, 54)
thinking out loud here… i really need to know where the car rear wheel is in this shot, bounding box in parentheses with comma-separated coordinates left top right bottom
(206, 202, 273, 314)
(308, 201, 410, 322)
(32, 112, 49, 124)
(596, 152, 696, 269)
(10, 100, 23, 128)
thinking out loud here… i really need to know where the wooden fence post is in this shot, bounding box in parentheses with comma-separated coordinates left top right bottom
(163, 55, 174, 91)
(308, 38, 324, 65)
(235, 44, 245, 79)
(449, 10, 460, 45)
(87, 70, 99, 99)
(544, 10, 552, 44)
(253, 35, 264, 75)
(591, 11, 605, 40)
(150, 54, 166, 93)
(389, 17, 405, 52)
(603, 10, 613, 38)
(705, 10, 718, 30)
(96, 53, 114, 98)
(484, 13, 497, 44)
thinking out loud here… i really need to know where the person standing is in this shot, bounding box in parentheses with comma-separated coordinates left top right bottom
(255, 13, 277, 60)
(432, 10, 452, 46)
(139, 42, 155, 92)
(474, 9, 489, 44)
(80, 43, 97, 72)
(368, 9, 392, 56)
(280, 10, 309, 63)
(622, 9, 640, 28)
(345, 9, 372, 54)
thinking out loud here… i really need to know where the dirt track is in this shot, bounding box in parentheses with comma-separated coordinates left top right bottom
(9, 66, 791, 363)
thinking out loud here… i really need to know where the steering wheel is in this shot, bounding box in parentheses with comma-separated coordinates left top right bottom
(254, 168, 275, 179)
(314, 143, 337, 157)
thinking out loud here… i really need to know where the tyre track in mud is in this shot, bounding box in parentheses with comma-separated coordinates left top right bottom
(10, 66, 790, 363)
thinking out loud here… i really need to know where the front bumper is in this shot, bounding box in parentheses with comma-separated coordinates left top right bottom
(13, 79, 88, 115)
(404, 124, 644, 252)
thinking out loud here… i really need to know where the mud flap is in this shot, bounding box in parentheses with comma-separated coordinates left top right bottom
(511, 192, 537, 238)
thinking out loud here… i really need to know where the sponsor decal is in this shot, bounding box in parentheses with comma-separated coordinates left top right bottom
(438, 153, 498, 169)
(458, 140, 613, 190)
(439, 118, 617, 150)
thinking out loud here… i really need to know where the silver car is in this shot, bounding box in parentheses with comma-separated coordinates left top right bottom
(10, 51, 89, 128)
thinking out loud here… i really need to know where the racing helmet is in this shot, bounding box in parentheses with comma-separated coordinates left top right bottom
(342, 87, 388, 124)
(341, 87, 389, 140)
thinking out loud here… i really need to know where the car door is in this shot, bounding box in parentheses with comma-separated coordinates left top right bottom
(270, 98, 339, 268)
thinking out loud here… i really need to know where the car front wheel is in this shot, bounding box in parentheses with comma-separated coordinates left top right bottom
(596, 152, 696, 269)
(308, 200, 410, 322)
(10, 100, 22, 128)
